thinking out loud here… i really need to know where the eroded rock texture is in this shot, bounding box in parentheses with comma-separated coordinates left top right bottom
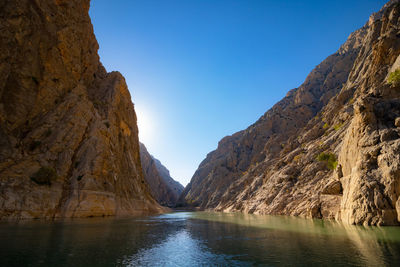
(0, 0, 163, 219)
(181, 0, 400, 226)
(140, 143, 184, 207)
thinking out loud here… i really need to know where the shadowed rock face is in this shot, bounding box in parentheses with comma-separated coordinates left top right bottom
(181, 0, 400, 226)
(0, 0, 164, 219)
(140, 143, 184, 207)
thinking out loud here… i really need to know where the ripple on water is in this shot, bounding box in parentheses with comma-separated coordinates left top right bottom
(123, 229, 249, 267)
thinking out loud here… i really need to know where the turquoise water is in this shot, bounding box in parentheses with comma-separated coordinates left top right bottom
(0, 212, 399, 266)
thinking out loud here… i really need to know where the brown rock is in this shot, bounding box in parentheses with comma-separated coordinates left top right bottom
(320, 195, 342, 220)
(321, 180, 342, 195)
(395, 117, 400, 127)
(0, 0, 164, 219)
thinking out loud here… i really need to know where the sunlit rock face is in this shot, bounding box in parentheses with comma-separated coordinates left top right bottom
(140, 143, 184, 207)
(0, 0, 164, 219)
(181, 0, 400, 226)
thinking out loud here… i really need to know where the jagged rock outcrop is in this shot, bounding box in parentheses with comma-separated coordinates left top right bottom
(140, 143, 184, 207)
(0, 0, 164, 219)
(181, 0, 400, 226)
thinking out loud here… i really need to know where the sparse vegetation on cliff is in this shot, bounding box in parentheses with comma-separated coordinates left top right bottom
(388, 69, 400, 86)
(293, 153, 304, 162)
(317, 152, 338, 170)
(333, 123, 343, 131)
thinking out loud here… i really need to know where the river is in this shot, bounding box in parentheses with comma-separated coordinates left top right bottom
(0, 212, 399, 266)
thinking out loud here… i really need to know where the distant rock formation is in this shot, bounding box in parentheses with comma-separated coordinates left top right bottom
(181, 0, 400, 226)
(0, 0, 164, 219)
(140, 143, 184, 207)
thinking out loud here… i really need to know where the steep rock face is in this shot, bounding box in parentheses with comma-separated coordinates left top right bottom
(153, 158, 185, 201)
(140, 143, 184, 207)
(181, 0, 400, 226)
(0, 0, 163, 219)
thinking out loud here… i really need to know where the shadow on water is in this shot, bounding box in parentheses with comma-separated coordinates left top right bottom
(0, 217, 161, 266)
(0, 212, 399, 266)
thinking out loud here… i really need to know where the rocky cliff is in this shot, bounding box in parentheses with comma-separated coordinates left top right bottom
(181, 0, 400, 226)
(0, 0, 164, 219)
(140, 143, 184, 207)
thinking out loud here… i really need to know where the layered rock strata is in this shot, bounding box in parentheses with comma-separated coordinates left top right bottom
(0, 0, 163, 219)
(181, 0, 400, 226)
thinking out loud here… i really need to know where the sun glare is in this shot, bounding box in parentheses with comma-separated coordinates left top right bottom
(135, 105, 155, 145)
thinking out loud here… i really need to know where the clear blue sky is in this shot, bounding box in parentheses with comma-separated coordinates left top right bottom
(89, 0, 386, 186)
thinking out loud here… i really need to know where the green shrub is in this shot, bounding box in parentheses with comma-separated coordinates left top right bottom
(317, 152, 338, 170)
(293, 153, 303, 162)
(333, 123, 343, 131)
(323, 123, 329, 129)
(31, 167, 57, 185)
(388, 69, 400, 86)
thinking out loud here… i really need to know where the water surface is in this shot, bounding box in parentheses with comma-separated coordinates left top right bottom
(0, 212, 399, 266)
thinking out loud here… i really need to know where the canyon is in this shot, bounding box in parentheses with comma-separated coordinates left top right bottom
(181, 0, 400, 226)
(0, 0, 399, 228)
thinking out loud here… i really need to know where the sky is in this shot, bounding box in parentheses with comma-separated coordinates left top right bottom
(89, 0, 387, 186)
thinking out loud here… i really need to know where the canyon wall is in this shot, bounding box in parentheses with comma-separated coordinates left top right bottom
(181, 0, 400, 226)
(140, 143, 184, 207)
(0, 0, 163, 219)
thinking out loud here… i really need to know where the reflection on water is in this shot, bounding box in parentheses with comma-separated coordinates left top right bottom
(192, 212, 400, 242)
(124, 229, 243, 266)
(0, 212, 399, 266)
